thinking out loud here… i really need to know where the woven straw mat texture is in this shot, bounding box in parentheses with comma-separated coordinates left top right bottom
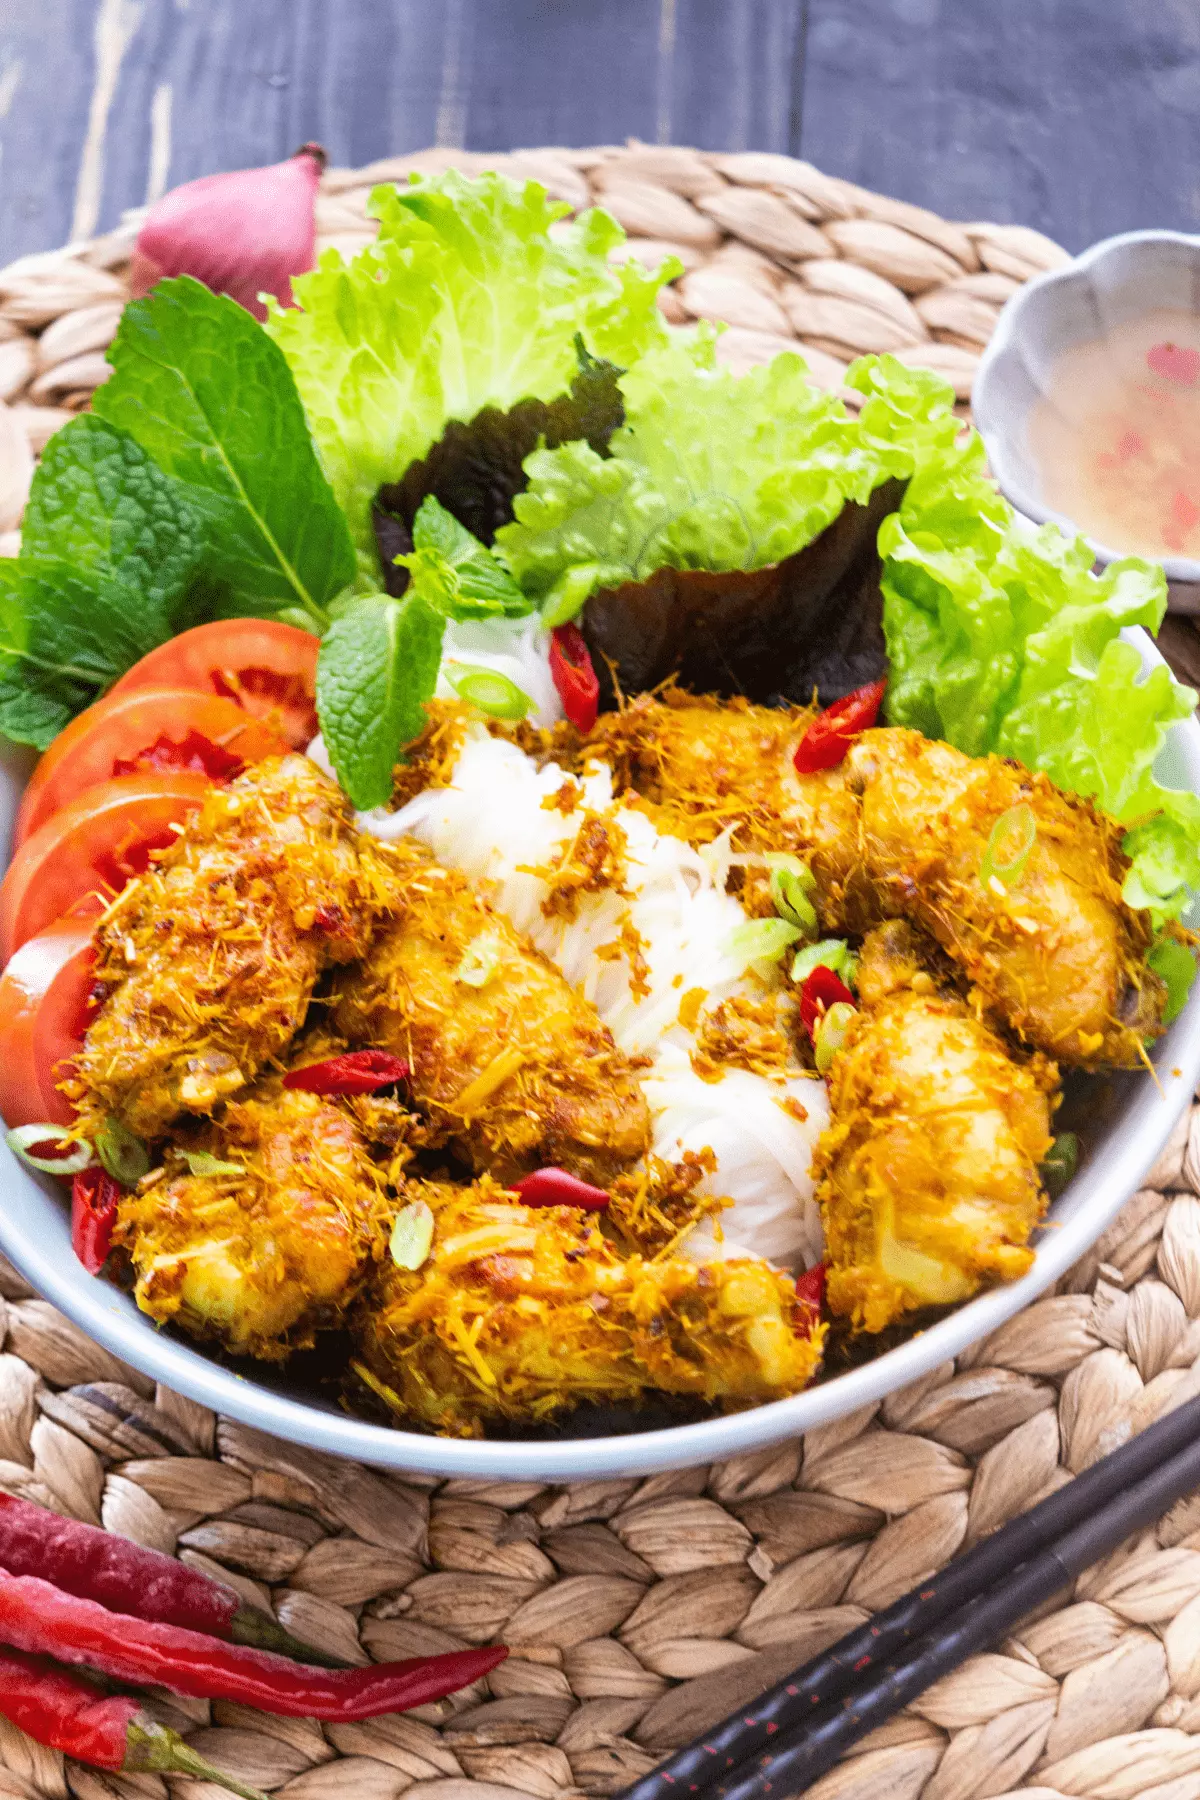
(0, 143, 1198, 1800)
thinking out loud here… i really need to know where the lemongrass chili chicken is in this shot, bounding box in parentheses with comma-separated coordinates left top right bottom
(0, 188, 1195, 1440)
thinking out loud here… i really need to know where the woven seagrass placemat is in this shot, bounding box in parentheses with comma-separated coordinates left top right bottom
(2, 145, 1200, 1800)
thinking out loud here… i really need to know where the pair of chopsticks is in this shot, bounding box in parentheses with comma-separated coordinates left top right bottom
(617, 1387, 1200, 1800)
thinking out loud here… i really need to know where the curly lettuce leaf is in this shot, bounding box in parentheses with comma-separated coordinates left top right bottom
(881, 453, 1200, 924)
(496, 336, 916, 615)
(266, 170, 673, 573)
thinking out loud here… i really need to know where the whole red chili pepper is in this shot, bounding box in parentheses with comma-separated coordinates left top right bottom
(71, 1167, 121, 1274)
(283, 1049, 410, 1096)
(798, 965, 856, 1040)
(0, 1570, 505, 1717)
(795, 1260, 826, 1333)
(0, 1493, 334, 1664)
(550, 624, 600, 734)
(792, 678, 887, 775)
(513, 1166, 610, 1210)
(0, 1644, 270, 1800)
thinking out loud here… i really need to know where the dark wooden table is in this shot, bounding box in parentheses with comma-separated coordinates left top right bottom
(0, 0, 1193, 268)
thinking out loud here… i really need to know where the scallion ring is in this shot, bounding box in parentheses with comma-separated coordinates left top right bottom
(723, 917, 803, 967)
(390, 1199, 435, 1271)
(95, 1116, 150, 1186)
(814, 1000, 856, 1073)
(764, 852, 818, 935)
(1041, 1131, 1079, 1197)
(791, 937, 858, 988)
(456, 931, 504, 989)
(445, 663, 532, 722)
(5, 1127, 94, 1177)
(980, 802, 1037, 888)
(183, 1150, 245, 1178)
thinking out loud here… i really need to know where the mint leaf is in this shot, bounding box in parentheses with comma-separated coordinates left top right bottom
(411, 496, 529, 615)
(94, 276, 355, 627)
(22, 414, 208, 625)
(0, 557, 174, 749)
(316, 594, 445, 809)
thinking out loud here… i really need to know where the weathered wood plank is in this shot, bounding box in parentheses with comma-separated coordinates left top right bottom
(798, 0, 1200, 251)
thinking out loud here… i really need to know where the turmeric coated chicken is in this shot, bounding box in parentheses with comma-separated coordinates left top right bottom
(589, 692, 1167, 1068)
(351, 1174, 824, 1436)
(114, 1069, 395, 1359)
(72, 755, 394, 1137)
(844, 729, 1164, 1069)
(332, 839, 652, 1184)
(814, 921, 1058, 1333)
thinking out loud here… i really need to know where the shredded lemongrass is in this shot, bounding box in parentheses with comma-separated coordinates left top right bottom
(452, 1046, 527, 1117)
(5, 1127, 94, 1176)
(814, 1000, 856, 1073)
(445, 662, 532, 721)
(980, 802, 1037, 888)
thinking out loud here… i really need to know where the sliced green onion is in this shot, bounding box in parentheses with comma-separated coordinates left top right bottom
(390, 1199, 435, 1271)
(446, 663, 532, 722)
(814, 1000, 856, 1074)
(456, 931, 504, 989)
(540, 562, 600, 629)
(5, 1126, 94, 1177)
(980, 803, 1037, 888)
(1041, 1131, 1079, 1197)
(791, 938, 858, 989)
(1147, 933, 1196, 1025)
(183, 1150, 245, 1178)
(95, 1117, 150, 1186)
(764, 853, 818, 935)
(723, 917, 803, 968)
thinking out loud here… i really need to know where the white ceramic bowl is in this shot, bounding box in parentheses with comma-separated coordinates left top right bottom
(974, 229, 1200, 613)
(2, 675, 1200, 1483)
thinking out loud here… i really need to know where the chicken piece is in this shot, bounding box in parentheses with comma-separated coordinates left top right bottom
(815, 921, 1058, 1334)
(332, 841, 652, 1184)
(588, 689, 873, 930)
(73, 755, 394, 1137)
(115, 1075, 393, 1360)
(352, 1175, 824, 1436)
(845, 729, 1164, 1068)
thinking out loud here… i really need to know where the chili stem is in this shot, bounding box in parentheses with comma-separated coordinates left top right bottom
(126, 1720, 271, 1800)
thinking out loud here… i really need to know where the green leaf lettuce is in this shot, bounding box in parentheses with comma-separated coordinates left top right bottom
(265, 170, 673, 573)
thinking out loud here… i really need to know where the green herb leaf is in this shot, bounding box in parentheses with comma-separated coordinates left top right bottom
(389, 1199, 435, 1271)
(1041, 1131, 1079, 1197)
(1147, 934, 1197, 1025)
(316, 593, 446, 810)
(0, 557, 176, 749)
(267, 171, 672, 570)
(183, 1150, 245, 1178)
(94, 276, 355, 627)
(409, 497, 530, 617)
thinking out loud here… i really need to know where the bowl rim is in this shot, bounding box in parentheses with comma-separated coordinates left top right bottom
(3, 635, 1200, 1482)
(973, 227, 1200, 583)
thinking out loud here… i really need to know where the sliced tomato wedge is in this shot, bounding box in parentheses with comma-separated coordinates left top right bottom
(109, 620, 320, 750)
(0, 912, 99, 1128)
(1, 772, 211, 964)
(15, 686, 288, 847)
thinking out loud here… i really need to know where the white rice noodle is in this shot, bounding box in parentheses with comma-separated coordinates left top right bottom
(363, 726, 827, 1270)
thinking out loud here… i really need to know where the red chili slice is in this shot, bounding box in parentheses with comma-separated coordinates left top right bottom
(282, 1050, 410, 1096)
(798, 965, 855, 1039)
(794, 1260, 826, 1333)
(512, 1166, 610, 1210)
(549, 625, 600, 734)
(792, 679, 887, 775)
(71, 1167, 121, 1275)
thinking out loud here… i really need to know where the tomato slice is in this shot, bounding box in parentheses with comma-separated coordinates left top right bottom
(1, 772, 211, 964)
(109, 620, 320, 751)
(0, 913, 98, 1128)
(15, 686, 288, 847)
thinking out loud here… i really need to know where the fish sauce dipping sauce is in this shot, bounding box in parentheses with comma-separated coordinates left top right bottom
(1028, 307, 1200, 560)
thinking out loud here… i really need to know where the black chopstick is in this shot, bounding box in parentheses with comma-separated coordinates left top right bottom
(713, 1429, 1200, 1800)
(617, 1389, 1200, 1800)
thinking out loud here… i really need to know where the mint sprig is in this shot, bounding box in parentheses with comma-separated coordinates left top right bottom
(316, 595, 446, 810)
